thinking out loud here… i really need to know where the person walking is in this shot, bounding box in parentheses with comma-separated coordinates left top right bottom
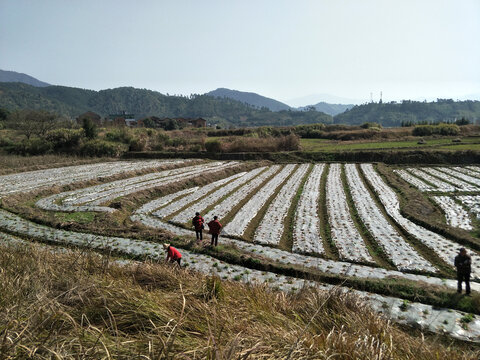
(454, 247, 472, 295)
(163, 243, 182, 266)
(192, 212, 205, 241)
(207, 216, 222, 247)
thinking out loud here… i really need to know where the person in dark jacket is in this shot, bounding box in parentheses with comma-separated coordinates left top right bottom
(164, 243, 182, 266)
(454, 248, 472, 295)
(192, 212, 205, 241)
(207, 216, 222, 247)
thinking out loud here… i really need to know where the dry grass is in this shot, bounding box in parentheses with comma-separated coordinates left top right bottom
(1, 241, 479, 359)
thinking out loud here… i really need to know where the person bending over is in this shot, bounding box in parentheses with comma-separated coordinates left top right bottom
(163, 243, 182, 266)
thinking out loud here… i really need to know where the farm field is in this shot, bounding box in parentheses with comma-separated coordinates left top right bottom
(300, 136, 480, 152)
(1, 158, 480, 342)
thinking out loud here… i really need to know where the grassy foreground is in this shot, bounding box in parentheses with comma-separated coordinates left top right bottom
(1, 242, 479, 359)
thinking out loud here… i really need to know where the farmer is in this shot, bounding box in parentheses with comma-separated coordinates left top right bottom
(207, 216, 222, 247)
(163, 243, 182, 266)
(454, 247, 472, 295)
(192, 212, 205, 241)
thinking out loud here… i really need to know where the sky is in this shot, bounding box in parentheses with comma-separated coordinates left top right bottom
(1, 0, 479, 105)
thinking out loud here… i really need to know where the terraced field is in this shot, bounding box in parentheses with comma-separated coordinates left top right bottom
(394, 165, 480, 232)
(1, 159, 480, 342)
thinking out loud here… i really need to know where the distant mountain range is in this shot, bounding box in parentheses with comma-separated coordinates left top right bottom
(1, 70, 478, 128)
(0, 82, 332, 127)
(206, 88, 352, 115)
(298, 102, 354, 116)
(0, 69, 51, 87)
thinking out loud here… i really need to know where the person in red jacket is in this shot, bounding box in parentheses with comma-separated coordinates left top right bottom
(192, 212, 205, 241)
(163, 243, 182, 266)
(207, 216, 222, 247)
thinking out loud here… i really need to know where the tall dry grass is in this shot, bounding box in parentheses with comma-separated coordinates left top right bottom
(0, 241, 478, 359)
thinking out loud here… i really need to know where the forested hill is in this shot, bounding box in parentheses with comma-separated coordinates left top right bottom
(334, 100, 480, 127)
(206, 88, 291, 111)
(0, 82, 332, 127)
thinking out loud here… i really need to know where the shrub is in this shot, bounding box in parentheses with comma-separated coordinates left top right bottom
(82, 118, 97, 139)
(277, 134, 300, 151)
(437, 123, 460, 135)
(361, 122, 382, 129)
(413, 124, 460, 136)
(79, 140, 127, 157)
(128, 136, 147, 151)
(11, 138, 53, 155)
(412, 125, 434, 136)
(188, 144, 202, 152)
(46, 128, 84, 151)
(205, 140, 223, 153)
(222, 134, 300, 152)
(105, 127, 133, 144)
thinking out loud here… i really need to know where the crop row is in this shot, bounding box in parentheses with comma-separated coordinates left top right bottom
(0, 159, 188, 197)
(438, 167, 480, 188)
(153, 172, 244, 220)
(224, 165, 296, 237)
(458, 195, 480, 220)
(393, 169, 436, 191)
(405, 168, 456, 192)
(361, 164, 480, 278)
(36, 162, 238, 213)
(326, 164, 374, 263)
(454, 166, 480, 180)
(254, 164, 310, 246)
(292, 164, 325, 255)
(432, 196, 473, 230)
(203, 165, 281, 223)
(422, 168, 478, 191)
(170, 167, 266, 224)
(346, 164, 435, 272)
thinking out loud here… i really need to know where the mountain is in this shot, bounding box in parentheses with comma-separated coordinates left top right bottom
(334, 99, 480, 127)
(298, 102, 354, 116)
(0, 69, 50, 87)
(0, 82, 332, 127)
(206, 88, 291, 111)
(286, 94, 363, 108)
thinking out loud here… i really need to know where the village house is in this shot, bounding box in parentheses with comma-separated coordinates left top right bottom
(106, 111, 138, 127)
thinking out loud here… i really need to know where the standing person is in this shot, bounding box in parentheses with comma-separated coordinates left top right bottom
(163, 243, 182, 266)
(455, 248, 472, 295)
(207, 216, 222, 247)
(192, 212, 205, 241)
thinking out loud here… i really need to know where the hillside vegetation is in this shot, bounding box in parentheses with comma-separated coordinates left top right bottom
(334, 99, 480, 127)
(0, 82, 332, 127)
(207, 87, 291, 111)
(1, 241, 478, 359)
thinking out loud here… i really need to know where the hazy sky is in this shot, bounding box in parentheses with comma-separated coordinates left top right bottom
(1, 0, 479, 105)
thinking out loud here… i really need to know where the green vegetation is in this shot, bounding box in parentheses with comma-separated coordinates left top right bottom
(54, 211, 96, 224)
(334, 99, 480, 127)
(300, 137, 480, 152)
(1, 242, 478, 359)
(0, 82, 332, 127)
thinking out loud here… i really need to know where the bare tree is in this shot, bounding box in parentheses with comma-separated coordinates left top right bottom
(11, 110, 59, 139)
